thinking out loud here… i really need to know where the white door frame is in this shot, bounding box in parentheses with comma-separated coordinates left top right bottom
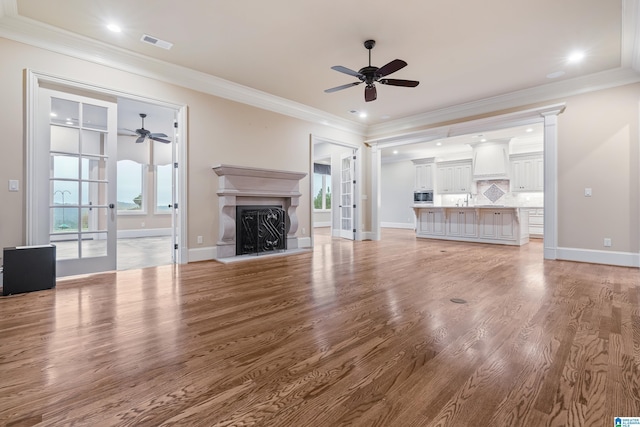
(26, 69, 189, 266)
(310, 135, 363, 247)
(366, 103, 565, 260)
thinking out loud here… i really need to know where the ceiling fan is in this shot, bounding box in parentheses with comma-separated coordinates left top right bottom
(124, 113, 171, 143)
(325, 40, 420, 102)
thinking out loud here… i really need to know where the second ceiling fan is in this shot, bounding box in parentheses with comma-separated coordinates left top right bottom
(325, 40, 420, 102)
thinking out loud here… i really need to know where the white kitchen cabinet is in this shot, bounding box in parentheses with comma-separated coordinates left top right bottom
(479, 209, 516, 240)
(510, 153, 543, 192)
(413, 206, 529, 246)
(417, 209, 445, 236)
(437, 160, 472, 193)
(447, 209, 478, 237)
(528, 208, 544, 237)
(414, 163, 434, 190)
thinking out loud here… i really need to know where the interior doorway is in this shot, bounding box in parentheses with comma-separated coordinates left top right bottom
(116, 98, 178, 270)
(310, 136, 361, 245)
(26, 70, 187, 277)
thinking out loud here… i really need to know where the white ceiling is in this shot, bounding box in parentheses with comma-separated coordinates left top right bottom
(9, 0, 635, 129)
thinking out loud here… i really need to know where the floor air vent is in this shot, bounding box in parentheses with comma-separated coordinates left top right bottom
(140, 34, 173, 50)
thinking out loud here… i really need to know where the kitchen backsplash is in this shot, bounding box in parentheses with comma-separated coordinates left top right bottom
(439, 180, 544, 207)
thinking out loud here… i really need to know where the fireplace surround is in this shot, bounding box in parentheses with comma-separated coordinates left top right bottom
(212, 164, 307, 259)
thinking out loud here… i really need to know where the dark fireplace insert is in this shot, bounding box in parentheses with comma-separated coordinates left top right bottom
(236, 205, 287, 256)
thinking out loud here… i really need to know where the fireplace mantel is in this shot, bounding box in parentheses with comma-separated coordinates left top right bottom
(212, 164, 307, 259)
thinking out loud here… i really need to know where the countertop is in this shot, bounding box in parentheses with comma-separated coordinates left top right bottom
(412, 204, 542, 209)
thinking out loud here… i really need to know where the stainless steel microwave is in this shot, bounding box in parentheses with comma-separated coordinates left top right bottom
(414, 190, 434, 204)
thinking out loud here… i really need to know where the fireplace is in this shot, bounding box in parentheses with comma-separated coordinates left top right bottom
(236, 206, 286, 255)
(212, 164, 307, 259)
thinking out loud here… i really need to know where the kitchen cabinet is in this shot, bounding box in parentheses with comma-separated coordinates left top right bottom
(417, 208, 445, 236)
(437, 160, 472, 194)
(479, 209, 516, 240)
(447, 209, 478, 238)
(528, 208, 544, 237)
(413, 206, 529, 246)
(510, 153, 543, 192)
(414, 163, 434, 190)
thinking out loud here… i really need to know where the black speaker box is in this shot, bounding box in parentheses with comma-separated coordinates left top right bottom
(2, 245, 56, 296)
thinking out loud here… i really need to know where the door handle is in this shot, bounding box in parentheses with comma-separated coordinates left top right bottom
(109, 203, 115, 209)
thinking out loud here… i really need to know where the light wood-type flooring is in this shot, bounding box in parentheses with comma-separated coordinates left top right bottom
(1, 229, 639, 426)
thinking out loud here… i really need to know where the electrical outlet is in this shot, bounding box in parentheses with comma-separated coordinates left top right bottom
(584, 188, 592, 197)
(197, 236, 203, 244)
(604, 238, 612, 247)
(141, 221, 145, 228)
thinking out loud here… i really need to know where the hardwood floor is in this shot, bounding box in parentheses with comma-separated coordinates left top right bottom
(1, 229, 638, 426)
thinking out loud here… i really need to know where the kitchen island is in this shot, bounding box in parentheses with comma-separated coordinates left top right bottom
(413, 205, 529, 246)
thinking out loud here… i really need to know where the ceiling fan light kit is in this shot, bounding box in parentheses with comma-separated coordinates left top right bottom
(325, 39, 420, 102)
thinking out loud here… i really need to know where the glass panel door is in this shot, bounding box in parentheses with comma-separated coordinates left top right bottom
(339, 151, 355, 240)
(39, 88, 117, 276)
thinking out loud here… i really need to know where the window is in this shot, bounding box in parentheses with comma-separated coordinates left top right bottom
(156, 164, 172, 213)
(117, 160, 145, 212)
(313, 162, 331, 210)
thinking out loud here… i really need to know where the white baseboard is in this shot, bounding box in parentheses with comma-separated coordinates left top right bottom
(117, 228, 172, 239)
(381, 222, 415, 230)
(188, 246, 217, 262)
(313, 222, 331, 228)
(298, 237, 312, 248)
(556, 247, 640, 268)
(360, 231, 378, 241)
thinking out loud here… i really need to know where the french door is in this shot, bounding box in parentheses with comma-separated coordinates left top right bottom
(36, 87, 117, 277)
(339, 151, 356, 240)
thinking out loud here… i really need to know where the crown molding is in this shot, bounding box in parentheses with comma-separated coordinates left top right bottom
(0, 3, 366, 136)
(1, 0, 638, 140)
(367, 67, 640, 138)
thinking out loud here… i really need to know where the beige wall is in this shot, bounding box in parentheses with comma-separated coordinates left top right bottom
(557, 83, 640, 252)
(1, 35, 638, 260)
(0, 37, 363, 254)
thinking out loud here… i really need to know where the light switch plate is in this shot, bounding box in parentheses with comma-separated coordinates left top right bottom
(584, 187, 592, 197)
(8, 180, 19, 192)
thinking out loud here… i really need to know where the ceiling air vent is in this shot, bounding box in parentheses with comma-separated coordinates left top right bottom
(140, 34, 173, 50)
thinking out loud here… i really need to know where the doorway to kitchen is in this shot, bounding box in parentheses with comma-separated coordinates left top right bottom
(367, 103, 565, 260)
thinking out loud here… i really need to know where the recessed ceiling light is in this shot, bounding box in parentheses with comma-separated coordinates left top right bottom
(526, 128, 533, 133)
(546, 70, 565, 79)
(568, 51, 585, 63)
(107, 23, 121, 33)
(436, 142, 442, 146)
(359, 112, 367, 118)
(393, 150, 399, 155)
(480, 138, 487, 142)
(66, 121, 73, 125)
(50, 112, 57, 117)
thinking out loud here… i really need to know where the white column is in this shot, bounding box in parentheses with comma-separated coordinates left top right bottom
(370, 144, 381, 241)
(542, 110, 562, 260)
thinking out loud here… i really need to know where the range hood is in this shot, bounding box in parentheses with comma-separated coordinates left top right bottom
(471, 139, 510, 181)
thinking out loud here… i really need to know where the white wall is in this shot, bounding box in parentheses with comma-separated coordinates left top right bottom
(380, 161, 415, 228)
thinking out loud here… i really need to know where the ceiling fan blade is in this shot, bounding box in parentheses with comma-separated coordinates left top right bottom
(135, 136, 146, 143)
(149, 132, 168, 138)
(324, 81, 363, 93)
(379, 78, 420, 87)
(150, 136, 171, 143)
(118, 128, 138, 136)
(376, 59, 407, 77)
(331, 65, 363, 78)
(365, 85, 377, 102)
